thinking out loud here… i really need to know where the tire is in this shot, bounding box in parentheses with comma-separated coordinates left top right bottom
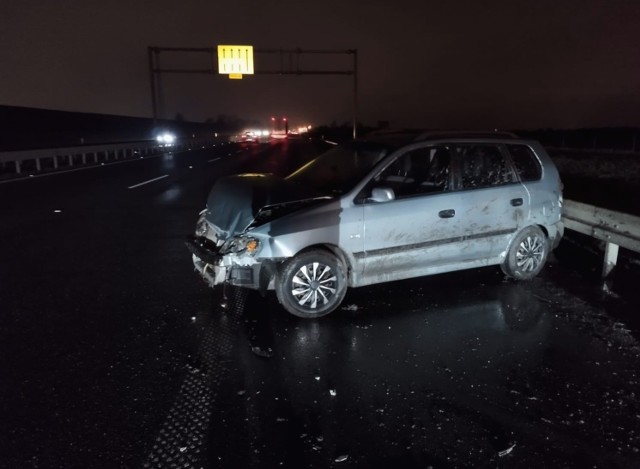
(275, 250, 347, 318)
(501, 226, 549, 280)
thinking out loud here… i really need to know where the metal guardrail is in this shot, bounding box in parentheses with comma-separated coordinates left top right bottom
(562, 199, 640, 277)
(0, 137, 219, 176)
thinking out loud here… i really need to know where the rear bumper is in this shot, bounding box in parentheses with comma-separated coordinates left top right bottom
(552, 221, 564, 249)
(550, 221, 564, 250)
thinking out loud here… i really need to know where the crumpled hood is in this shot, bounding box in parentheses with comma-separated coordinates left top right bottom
(205, 173, 328, 240)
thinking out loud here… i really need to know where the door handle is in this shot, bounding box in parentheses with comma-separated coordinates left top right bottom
(438, 209, 455, 218)
(510, 198, 523, 207)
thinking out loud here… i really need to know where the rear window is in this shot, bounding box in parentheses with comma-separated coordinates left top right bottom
(507, 144, 542, 182)
(458, 144, 515, 189)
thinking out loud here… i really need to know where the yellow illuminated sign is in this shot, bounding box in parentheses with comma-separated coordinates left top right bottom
(217, 45, 254, 79)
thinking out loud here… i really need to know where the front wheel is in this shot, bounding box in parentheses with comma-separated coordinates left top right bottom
(501, 226, 549, 280)
(275, 250, 347, 318)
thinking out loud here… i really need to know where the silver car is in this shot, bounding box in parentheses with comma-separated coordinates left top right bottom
(186, 132, 564, 318)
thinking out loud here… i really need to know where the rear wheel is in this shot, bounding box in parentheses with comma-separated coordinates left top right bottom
(275, 250, 347, 318)
(501, 226, 549, 280)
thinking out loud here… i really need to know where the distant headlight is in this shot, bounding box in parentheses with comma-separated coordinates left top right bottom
(221, 236, 260, 256)
(156, 132, 176, 145)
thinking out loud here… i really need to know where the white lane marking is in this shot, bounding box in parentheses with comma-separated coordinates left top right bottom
(207, 157, 221, 163)
(128, 174, 169, 189)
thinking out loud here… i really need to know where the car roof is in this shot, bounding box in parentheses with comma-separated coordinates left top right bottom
(362, 129, 520, 147)
(414, 130, 519, 141)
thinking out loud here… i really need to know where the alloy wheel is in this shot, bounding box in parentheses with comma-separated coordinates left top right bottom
(291, 262, 338, 309)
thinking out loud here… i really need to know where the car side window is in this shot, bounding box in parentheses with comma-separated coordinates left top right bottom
(458, 144, 515, 189)
(373, 146, 451, 198)
(507, 144, 542, 181)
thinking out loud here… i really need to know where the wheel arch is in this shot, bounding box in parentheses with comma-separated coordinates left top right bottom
(506, 223, 549, 254)
(278, 244, 353, 283)
(536, 223, 549, 239)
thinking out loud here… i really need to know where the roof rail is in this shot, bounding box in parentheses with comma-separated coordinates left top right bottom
(414, 130, 519, 141)
(365, 128, 422, 137)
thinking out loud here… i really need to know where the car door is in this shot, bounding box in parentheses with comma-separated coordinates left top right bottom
(450, 143, 529, 259)
(359, 145, 469, 284)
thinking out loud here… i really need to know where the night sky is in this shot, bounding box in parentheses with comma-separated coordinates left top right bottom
(2, 0, 640, 130)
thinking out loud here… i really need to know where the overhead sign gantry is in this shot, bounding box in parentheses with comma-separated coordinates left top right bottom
(147, 45, 358, 138)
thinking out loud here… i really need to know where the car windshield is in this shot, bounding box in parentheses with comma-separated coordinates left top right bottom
(286, 141, 391, 195)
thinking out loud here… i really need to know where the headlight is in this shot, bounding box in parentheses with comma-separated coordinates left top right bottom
(156, 132, 176, 145)
(221, 236, 260, 256)
(195, 214, 209, 237)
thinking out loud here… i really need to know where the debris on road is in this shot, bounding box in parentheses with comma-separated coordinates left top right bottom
(251, 345, 274, 358)
(498, 443, 517, 457)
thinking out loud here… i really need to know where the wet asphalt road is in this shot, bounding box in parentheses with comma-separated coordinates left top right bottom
(1, 139, 640, 469)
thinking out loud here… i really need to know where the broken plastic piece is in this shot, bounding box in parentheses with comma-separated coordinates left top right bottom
(251, 345, 274, 358)
(498, 443, 516, 457)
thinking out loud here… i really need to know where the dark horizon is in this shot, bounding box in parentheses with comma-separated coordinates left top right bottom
(3, 104, 640, 154)
(2, 1, 640, 131)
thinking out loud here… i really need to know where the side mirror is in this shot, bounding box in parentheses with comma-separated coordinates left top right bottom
(369, 187, 395, 203)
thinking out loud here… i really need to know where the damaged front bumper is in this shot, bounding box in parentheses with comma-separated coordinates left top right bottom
(185, 235, 268, 290)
